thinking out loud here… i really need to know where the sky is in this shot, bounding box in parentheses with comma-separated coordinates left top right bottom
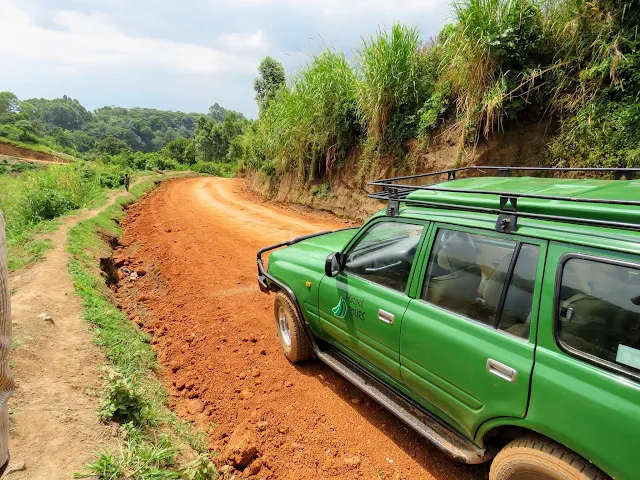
(0, 0, 452, 118)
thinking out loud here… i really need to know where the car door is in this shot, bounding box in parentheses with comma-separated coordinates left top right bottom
(318, 219, 428, 383)
(400, 225, 547, 439)
(526, 243, 640, 480)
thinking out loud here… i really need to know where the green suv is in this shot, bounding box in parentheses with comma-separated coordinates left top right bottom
(257, 166, 640, 480)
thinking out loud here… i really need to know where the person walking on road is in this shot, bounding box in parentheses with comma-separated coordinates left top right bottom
(124, 173, 130, 192)
(0, 210, 15, 475)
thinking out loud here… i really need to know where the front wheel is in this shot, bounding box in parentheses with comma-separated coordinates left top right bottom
(490, 437, 605, 480)
(274, 292, 313, 363)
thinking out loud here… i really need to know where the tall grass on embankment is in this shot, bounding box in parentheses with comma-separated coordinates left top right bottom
(0, 165, 104, 270)
(241, 0, 640, 181)
(68, 180, 216, 480)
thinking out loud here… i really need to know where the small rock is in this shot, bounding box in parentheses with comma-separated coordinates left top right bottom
(194, 413, 209, 426)
(136, 268, 147, 277)
(283, 381, 293, 388)
(219, 465, 236, 480)
(129, 272, 138, 281)
(38, 313, 54, 324)
(222, 422, 259, 469)
(245, 458, 263, 476)
(256, 421, 268, 432)
(251, 369, 260, 378)
(278, 426, 288, 434)
(6, 461, 26, 474)
(343, 456, 361, 468)
(185, 398, 204, 415)
(259, 349, 267, 355)
(240, 389, 253, 400)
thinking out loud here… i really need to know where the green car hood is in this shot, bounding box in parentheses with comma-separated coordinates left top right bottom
(275, 228, 357, 261)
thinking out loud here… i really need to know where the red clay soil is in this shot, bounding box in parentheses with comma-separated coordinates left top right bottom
(115, 177, 489, 480)
(0, 143, 69, 164)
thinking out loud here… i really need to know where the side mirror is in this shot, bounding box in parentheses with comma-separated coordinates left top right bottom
(325, 252, 343, 277)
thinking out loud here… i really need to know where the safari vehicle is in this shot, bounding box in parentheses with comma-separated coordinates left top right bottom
(256, 166, 640, 480)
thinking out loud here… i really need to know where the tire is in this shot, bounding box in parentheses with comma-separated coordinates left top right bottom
(273, 292, 313, 363)
(490, 436, 606, 480)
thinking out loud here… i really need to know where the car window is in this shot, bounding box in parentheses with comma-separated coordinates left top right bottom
(558, 257, 640, 375)
(422, 229, 539, 340)
(498, 244, 540, 339)
(344, 222, 424, 293)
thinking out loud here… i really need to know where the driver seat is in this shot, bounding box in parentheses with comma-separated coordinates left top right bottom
(425, 235, 481, 315)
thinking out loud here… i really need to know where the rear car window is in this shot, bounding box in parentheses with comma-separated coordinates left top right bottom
(422, 229, 540, 339)
(557, 257, 640, 375)
(344, 222, 424, 293)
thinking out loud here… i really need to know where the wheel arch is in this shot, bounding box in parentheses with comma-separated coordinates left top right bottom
(479, 422, 611, 478)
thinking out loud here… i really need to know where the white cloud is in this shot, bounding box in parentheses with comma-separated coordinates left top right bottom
(0, 1, 264, 75)
(228, 0, 444, 20)
(217, 30, 268, 53)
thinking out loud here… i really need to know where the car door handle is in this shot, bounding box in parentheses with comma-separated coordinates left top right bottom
(378, 309, 395, 325)
(486, 358, 517, 383)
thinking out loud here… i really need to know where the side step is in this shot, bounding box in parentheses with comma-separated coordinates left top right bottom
(317, 348, 493, 464)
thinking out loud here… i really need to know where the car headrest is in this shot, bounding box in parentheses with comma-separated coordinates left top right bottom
(436, 235, 477, 272)
(483, 253, 513, 308)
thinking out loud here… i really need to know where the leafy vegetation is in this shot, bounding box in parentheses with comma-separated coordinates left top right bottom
(240, 0, 640, 179)
(68, 182, 216, 480)
(0, 165, 108, 269)
(0, 92, 248, 168)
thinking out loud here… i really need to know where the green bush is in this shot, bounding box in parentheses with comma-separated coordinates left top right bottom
(256, 49, 359, 179)
(98, 369, 152, 425)
(357, 23, 435, 151)
(192, 161, 236, 177)
(20, 166, 100, 224)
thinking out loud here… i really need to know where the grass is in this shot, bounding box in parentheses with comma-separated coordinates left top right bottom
(0, 166, 106, 271)
(67, 177, 216, 480)
(6, 219, 59, 271)
(255, 48, 359, 180)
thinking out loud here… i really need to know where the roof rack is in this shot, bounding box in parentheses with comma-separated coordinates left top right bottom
(368, 166, 640, 233)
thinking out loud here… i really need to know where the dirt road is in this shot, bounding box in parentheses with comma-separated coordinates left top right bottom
(116, 177, 489, 480)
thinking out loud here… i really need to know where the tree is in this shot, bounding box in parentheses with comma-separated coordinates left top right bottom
(208, 103, 228, 122)
(0, 92, 18, 115)
(97, 136, 130, 155)
(253, 57, 286, 114)
(193, 116, 216, 162)
(164, 137, 193, 164)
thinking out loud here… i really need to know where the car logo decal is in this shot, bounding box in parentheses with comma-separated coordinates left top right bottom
(332, 297, 347, 319)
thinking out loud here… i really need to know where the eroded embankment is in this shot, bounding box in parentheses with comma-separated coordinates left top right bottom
(248, 122, 554, 222)
(109, 176, 490, 480)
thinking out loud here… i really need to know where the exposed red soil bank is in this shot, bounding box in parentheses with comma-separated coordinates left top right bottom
(0, 143, 69, 164)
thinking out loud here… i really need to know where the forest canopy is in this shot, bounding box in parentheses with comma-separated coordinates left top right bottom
(0, 94, 247, 164)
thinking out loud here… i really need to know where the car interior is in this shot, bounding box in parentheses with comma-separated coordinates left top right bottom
(559, 259, 640, 368)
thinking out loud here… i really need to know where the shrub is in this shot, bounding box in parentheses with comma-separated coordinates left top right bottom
(442, 0, 544, 140)
(20, 166, 99, 224)
(98, 369, 151, 425)
(181, 454, 216, 480)
(255, 49, 359, 179)
(192, 161, 236, 177)
(357, 23, 435, 151)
